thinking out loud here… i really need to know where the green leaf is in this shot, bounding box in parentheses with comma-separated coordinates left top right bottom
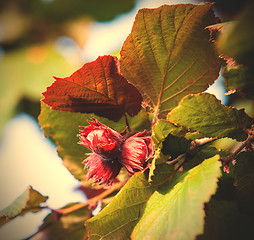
(38, 103, 151, 183)
(0, 44, 76, 136)
(0, 186, 48, 227)
(86, 164, 173, 240)
(131, 155, 221, 240)
(30, 203, 91, 240)
(27, 0, 135, 23)
(162, 133, 191, 159)
(222, 64, 254, 99)
(120, 3, 221, 118)
(39, 103, 90, 183)
(168, 93, 254, 141)
(216, 2, 254, 67)
(234, 152, 254, 217)
(152, 119, 186, 149)
(149, 119, 186, 180)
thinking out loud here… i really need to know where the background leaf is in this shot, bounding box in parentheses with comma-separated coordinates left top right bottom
(197, 200, 254, 240)
(0, 44, 76, 136)
(0, 186, 48, 227)
(38, 103, 151, 184)
(234, 151, 254, 217)
(168, 93, 254, 141)
(120, 3, 221, 118)
(42, 55, 142, 122)
(86, 164, 173, 240)
(222, 64, 254, 99)
(24, 0, 135, 23)
(30, 203, 91, 240)
(38, 103, 90, 183)
(131, 155, 221, 240)
(216, 2, 254, 67)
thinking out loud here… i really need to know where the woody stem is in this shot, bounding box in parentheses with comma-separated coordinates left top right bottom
(220, 131, 254, 164)
(56, 181, 124, 215)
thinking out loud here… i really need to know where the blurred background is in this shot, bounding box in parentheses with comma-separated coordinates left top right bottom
(0, 0, 252, 239)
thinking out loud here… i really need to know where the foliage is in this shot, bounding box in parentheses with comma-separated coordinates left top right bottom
(0, 186, 48, 227)
(42, 55, 142, 121)
(1, 2, 254, 240)
(0, 44, 77, 136)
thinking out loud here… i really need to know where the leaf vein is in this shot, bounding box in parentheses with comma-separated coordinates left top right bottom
(59, 78, 115, 102)
(160, 70, 209, 105)
(130, 34, 157, 107)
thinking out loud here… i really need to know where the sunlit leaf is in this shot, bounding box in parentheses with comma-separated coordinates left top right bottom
(132, 155, 221, 240)
(30, 203, 91, 240)
(120, 3, 221, 118)
(38, 103, 150, 183)
(86, 164, 173, 240)
(42, 55, 142, 122)
(0, 186, 48, 227)
(168, 93, 254, 141)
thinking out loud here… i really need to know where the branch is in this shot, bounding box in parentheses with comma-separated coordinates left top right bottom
(220, 131, 254, 172)
(190, 137, 217, 149)
(157, 155, 188, 187)
(25, 181, 124, 240)
(56, 181, 124, 215)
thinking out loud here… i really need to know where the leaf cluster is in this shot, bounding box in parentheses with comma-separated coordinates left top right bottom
(1, 2, 254, 240)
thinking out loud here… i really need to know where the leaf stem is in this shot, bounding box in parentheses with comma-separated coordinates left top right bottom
(152, 106, 159, 126)
(124, 113, 131, 132)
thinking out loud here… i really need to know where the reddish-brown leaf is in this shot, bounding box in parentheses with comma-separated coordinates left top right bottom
(42, 55, 142, 121)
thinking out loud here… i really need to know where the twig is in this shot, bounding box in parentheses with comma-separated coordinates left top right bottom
(220, 133, 254, 163)
(166, 154, 186, 166)
(57, 181, 124, 215)
(190, 137, 217, 149)
(156, 155, 188, 188)
(24, 182, 125, 240)
(220, 131, 254, 173)
(25, 181, 124, 240)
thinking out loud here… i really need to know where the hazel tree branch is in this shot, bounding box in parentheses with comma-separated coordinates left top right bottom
(25, 181, 125, 240)
(55, 181, 124, 216)
(220, 130, 254, 167)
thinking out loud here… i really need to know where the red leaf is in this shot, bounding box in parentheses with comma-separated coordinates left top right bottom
(42, 55, 142, 121)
